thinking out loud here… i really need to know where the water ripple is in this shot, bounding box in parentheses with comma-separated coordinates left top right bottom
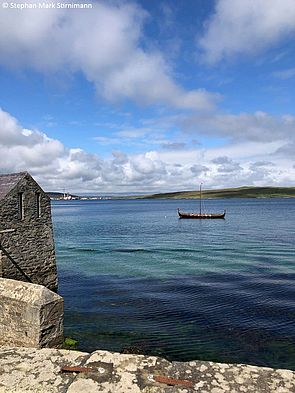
(53, 198, 295, 370)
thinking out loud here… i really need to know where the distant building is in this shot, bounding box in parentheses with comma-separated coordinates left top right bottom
(0, 172, 58, 291)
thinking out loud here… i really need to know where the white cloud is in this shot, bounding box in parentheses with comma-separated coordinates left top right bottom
(211, 156, 242, 173)
(117, 128, 150, 138)
(182, 111, 295, 143)
(199, 0, 295, 63)
(0, 110, 45, 147)
(0, 1, 218, 110)
(204, 140, 285, 162)
(190, 164, 209, 175)
(0, 109, 65, 172)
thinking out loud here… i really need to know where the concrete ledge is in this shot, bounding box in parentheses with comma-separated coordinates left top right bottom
(0, 278, 63, 348)
(0, 347, 294, 392)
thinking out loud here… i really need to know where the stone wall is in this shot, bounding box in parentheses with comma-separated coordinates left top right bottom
(0, 173, 57, 291)
(0, 278, 63, 348)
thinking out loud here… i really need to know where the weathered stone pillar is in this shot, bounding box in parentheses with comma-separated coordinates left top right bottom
(0, 278, 63, 348)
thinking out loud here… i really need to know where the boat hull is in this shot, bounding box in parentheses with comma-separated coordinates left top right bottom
(178, 211, 226, 219)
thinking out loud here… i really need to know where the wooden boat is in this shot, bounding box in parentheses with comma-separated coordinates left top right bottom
(177, 209, 225, 219)
(177, 184, 226, 219)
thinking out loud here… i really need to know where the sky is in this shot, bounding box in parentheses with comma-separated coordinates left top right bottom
(0, 0, 295, 193)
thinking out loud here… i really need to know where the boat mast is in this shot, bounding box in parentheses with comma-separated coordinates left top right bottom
(199, 183, 202, 214)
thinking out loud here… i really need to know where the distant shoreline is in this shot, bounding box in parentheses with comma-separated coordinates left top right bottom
(47, 186, 295, 200)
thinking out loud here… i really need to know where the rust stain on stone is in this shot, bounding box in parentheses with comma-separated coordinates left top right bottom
(153, 374, 194, 387)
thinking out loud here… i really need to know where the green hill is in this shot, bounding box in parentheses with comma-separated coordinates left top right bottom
(141, 186, 295, 199)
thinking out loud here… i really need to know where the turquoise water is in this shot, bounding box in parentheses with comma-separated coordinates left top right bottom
(52, 198, 295, 369)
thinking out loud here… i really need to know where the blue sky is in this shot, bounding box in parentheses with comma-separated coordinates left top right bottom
(0, 0, 295, 193)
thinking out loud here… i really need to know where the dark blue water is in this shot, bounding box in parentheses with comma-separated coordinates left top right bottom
(52, 198, 295, 369)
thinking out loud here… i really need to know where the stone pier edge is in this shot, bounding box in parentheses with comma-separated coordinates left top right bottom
(0, 347, 294, 392)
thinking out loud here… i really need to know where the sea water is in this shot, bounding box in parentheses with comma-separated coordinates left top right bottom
(52, 198, 295, 369)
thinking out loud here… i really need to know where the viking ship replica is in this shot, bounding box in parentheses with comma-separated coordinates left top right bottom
(177, 184, 226, 219)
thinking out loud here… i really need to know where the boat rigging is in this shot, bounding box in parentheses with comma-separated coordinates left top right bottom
(177, 184, 226, 219)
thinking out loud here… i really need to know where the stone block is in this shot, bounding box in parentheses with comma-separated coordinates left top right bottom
(0, 278, 63, 348)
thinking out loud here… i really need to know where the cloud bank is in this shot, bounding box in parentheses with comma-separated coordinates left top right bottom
(1, 108, 294, 193)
